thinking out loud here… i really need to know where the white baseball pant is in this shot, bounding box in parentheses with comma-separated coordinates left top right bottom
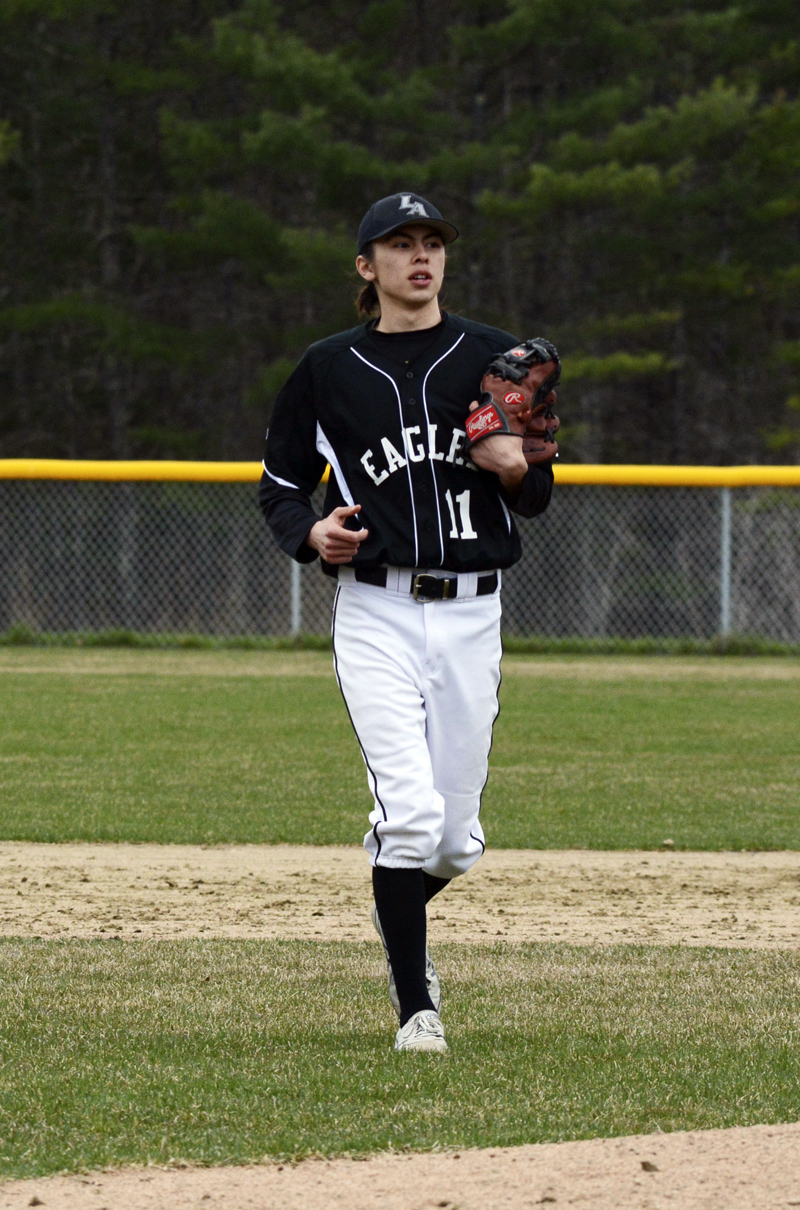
(331, 570, 502, 879)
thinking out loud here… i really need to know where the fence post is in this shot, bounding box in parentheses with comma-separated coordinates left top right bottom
(719, 486, 732, 637)
(290, 559, 302, 635)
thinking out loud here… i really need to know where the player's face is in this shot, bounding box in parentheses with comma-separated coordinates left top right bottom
(358, 225, 446, 310)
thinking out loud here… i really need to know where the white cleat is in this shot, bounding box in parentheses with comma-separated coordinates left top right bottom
(371, 903, 441, 1019)
(395, 1009, 448, 1052)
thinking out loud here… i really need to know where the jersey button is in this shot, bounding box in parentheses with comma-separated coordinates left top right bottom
(423, 520, 433, 532)
(405, 371, 414, 379)
(407, 397, 416, 405)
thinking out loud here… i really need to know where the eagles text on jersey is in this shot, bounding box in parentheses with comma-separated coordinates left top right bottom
(260, 312, 553, 575)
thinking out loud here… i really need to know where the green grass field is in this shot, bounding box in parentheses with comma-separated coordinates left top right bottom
(1, 939, 799, 1180)
(0, 650, 798, 849)
(2, 650, 800, 1181)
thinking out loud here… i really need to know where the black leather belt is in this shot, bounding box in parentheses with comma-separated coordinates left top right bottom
(352, 567, 498, 601)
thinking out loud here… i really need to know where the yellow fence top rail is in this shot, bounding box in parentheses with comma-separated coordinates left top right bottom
(1, 458, 799, 488)
(555, 464, 800, 487)
(0, 459, 260, 482)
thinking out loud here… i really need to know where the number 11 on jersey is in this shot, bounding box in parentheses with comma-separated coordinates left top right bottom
(444, 489, 478, 540)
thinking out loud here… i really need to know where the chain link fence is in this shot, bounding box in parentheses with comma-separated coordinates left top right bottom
(1, 478, 799, 641)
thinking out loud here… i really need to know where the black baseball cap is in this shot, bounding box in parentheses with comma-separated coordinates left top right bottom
(357, 192, 459, 253)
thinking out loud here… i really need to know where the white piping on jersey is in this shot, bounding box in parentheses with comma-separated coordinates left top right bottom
(499, 495, 512, 533)
(316, 422, 356, 507)
(349, 347, 420, 566)
(420, 333, 465, 563)
(262, 459, 302, 492)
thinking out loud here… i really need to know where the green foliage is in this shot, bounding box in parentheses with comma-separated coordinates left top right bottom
(0, 119, 20, 164)
(1, 622, 37, 645)
(1, 0, 800, 460)
(4, 627, 800, 657)
(244, 356, 303, 412)
(763, 392, 800, 458)
(0, 297, 215, 368)
(132, 191, 287, 274)
(778, 342, 800, 368)
(0, 626, 334, 649)
(562, 352, 675, 383)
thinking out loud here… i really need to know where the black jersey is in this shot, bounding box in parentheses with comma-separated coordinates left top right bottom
(260, 311, 553, 574)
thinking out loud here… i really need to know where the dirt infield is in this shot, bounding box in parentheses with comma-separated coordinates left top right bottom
(2, 842, 800, 1206)
(2, 1121, 800, 1209)
(2, 841, 800, 947)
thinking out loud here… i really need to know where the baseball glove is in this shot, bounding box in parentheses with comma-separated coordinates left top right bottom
(465, 337, 561, 464)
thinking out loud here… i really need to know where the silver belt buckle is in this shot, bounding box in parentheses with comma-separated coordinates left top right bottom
(412, 573, 456, 601)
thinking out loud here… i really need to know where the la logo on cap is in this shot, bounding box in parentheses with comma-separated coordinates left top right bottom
(357, 192, 458, 251)
(400, 195, 429, 218)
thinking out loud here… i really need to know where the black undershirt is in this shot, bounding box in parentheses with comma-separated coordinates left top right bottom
(363, 315, 446, 370)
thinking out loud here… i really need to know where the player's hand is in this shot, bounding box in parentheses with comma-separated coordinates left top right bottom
(306, 504, 369, 564)
(466, 401, 528, 494)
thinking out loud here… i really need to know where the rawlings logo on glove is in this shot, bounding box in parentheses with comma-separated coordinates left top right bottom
(468, 408, 507, 437)
(465, 337, 561, 465)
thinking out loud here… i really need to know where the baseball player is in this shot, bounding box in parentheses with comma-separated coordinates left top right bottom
(260, 192, 555, 1052)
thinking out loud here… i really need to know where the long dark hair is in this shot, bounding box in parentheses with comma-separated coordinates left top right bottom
(355, 241, 379, 317)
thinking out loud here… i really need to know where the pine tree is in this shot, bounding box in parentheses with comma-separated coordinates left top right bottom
(0, 0, 236, 458)
(461, 0, 800, 463)
(1, 0, 798, 463)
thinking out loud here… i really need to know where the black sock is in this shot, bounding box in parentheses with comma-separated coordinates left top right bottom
(423, 872, 450, 903)
(372, 866, 435, 1027)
